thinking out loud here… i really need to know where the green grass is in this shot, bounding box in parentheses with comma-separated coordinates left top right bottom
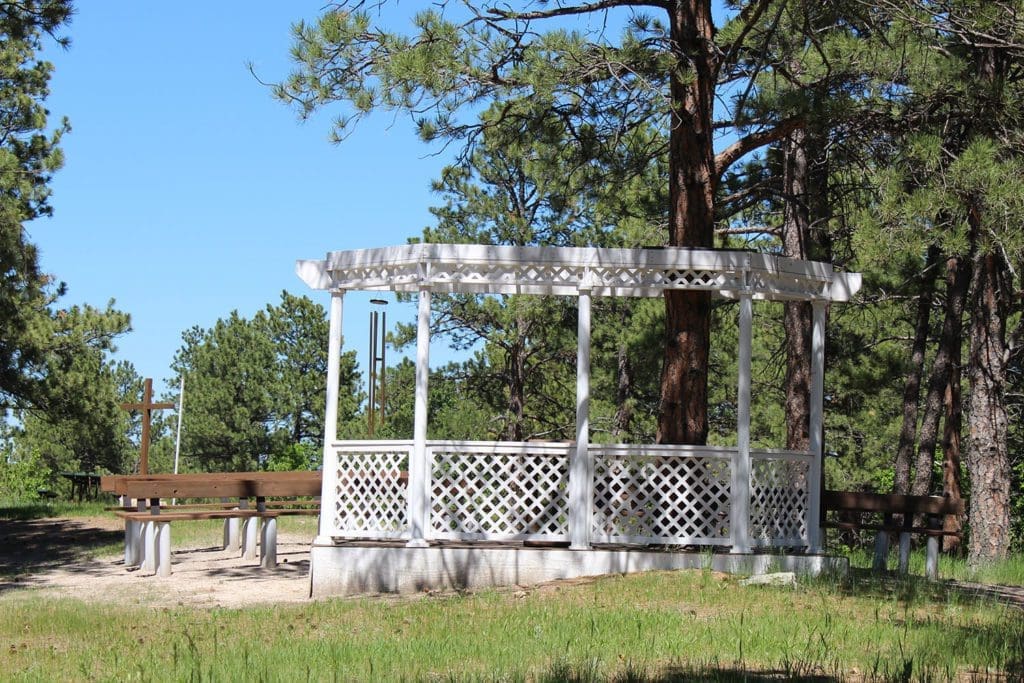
(843, 546, 1024, 586)
(2, 569, 1022, 681)
(0, 499, 112, 521)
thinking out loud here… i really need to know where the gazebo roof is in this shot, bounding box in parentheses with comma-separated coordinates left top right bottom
(298, 243, 861, 302)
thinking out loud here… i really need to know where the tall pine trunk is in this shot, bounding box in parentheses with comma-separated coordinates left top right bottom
(941, 255, 969, 552)
(657, 0, 717, 445)
(782, 127, 812, 452)
(892, 248, 938, 494)
(780, 125, 831, 452)
(966, 244, 1012, 565)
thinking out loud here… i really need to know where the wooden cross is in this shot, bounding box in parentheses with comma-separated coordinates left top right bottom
(121, 378, 175, 475)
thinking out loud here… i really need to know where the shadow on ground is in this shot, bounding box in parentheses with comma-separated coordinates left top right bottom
(0, 517, 122, 589)
(828, 567, 1024, 611)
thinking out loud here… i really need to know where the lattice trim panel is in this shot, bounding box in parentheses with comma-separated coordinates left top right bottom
(333, 447, 409, 538)
(306, 244, 857, 302)
(749, 456, 809, 547)
(592, 454, 732, 545)
(429, 448, 570, 541)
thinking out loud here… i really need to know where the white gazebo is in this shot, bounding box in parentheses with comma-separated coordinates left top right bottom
(297, 243, 861, 596)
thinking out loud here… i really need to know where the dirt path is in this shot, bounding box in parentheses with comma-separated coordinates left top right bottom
(3, 516, 1023, 612)
(0, 515, 313, 608)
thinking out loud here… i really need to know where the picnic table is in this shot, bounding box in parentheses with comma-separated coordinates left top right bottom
(101, 471, 321, 577)
(59, 472, 103, 501)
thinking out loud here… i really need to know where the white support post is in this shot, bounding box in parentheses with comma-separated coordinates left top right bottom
(406, 286, 431, 548)
(316, 291, 344, 544)
(130, 498, 147, 568)
(569, 284, 593, 550)
(897, 531, 911, 574)
(807, 300, 827, 553)
(261, 517, 278, 568)
(155, 522, 171, 577)
(925, 535, 940, 580)
(242, 517, 259, 560)
(121, 495, 135, 566)
(222, 497, 240, 550)
(731, 292, 753, 554)
(142, 519, 156, 573)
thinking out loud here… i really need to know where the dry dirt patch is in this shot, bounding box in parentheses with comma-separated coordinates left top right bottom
(0, 515, 313, 608)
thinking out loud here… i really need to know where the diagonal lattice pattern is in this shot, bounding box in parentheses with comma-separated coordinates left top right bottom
(430, 449, 569, 540)
(334, 448, 408, 536)
(592, 454, 732, 544)
(749, 457, 809, 547)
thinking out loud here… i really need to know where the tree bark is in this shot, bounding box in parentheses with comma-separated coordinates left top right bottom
(966, 245, 1012, 566)
(940, 255, 969, 553)
(779, 125, 833, 452)
(905, 245, 942, 497)
(613, 342, 634, 437)
(891, 267, 933, 494)
(506, 328, 527, 442)
(781, 127, 812, 452)
(657, 0, 717, 445)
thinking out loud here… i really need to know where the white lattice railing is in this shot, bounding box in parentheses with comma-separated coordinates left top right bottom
(749, 450, 812, 548)
(324, 440, 813, 549)
(591, 444, 733, 546)
(329, 440, 411, 539)
(429, 441, 571, 542)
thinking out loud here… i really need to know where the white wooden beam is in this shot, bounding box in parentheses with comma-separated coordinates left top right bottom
(316, 291, 344, 544)
(569, 284, 593, 550)
(407, 286, 432, 548)
(731, 292, 753, 554)
(807, 300, 827, 553)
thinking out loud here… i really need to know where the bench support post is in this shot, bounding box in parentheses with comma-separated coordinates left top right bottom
(155, 522, 171, 577)
(926, 514, 941, 580)
(260, 517, 278, 568)
(873, 513, 893, 572)
(897, 531, 911, 575)
(121, 495, 136, 566)
(872, 530, 889, 572)
(222, 498, 240, 550)
(925, 535, 939, 580)
(242, 517, 259, 560)
(142, 520, 157, 573)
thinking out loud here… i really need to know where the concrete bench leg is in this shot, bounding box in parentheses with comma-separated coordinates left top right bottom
(124, 519, 137, 566)
(155, 522, 172, 577)
(925, 536, 939, 580)
(872, 530, 889, 572)
(897, 531, 911, 575)
(223, 516, 240, 551)
(260, 517, 277, 568)
(242, 517, 259, 560)
(142, 520, 157, 573)
(129, 519, 145, 568)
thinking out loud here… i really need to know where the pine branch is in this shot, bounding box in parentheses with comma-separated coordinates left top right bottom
(713, 115, 803, 180)
(487, 0, 670, 22)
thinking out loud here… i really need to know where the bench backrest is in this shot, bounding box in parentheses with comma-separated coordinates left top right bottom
(823, 490, 963, 516)
(103, 472, 322, 499)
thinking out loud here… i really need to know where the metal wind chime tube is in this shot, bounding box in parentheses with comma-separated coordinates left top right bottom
(368, 300, 388, 436)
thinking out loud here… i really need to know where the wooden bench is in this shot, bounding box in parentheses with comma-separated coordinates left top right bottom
(101, 472, 321, 577)
(822, 490, 964, 579)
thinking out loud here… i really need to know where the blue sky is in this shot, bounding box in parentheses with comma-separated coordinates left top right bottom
(35, 2, 454, 397)
(33, 2, 731, 401)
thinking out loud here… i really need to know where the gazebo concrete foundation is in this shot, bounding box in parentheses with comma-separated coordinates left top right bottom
(309, 542, 848, 597)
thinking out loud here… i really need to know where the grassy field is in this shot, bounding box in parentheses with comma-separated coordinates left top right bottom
(3, 563, 1023, 680)
(1, 501, 1022, 681)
